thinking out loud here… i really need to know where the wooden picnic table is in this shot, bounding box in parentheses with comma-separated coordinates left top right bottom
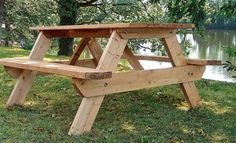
(0, 23, 221, 136)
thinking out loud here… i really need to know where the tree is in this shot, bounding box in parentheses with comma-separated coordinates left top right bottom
(2, 0, 58, 47)
(220, 1, 236, 72)
(3, 0, 230, 56)
(57, 0, 99, 56)
(56, 0, 209, 55)
(219, 0, 236, 16)
(57, 0, 78, 56)
(0, 0, 3, 26)
(167, 0, 206, 30)
(2, 0, 14, 47)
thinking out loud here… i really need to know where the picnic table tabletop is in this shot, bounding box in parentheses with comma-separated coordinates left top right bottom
(30, 23, 195, 30)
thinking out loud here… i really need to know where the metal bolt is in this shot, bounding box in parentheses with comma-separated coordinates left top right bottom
(104, 82, 108, 87)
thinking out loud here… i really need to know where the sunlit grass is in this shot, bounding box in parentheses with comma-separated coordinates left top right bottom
(0, 47, 236, 142)
(122, 121, 136, 132)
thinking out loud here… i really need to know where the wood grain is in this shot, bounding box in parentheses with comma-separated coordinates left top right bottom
(0, 58, 112, 79)
(162, 35, 203, 108)
(6, 32, 52, 106)
(31, 23, 195, 31)
(74, 65, 205, 97)
(69, 31, 128, 136)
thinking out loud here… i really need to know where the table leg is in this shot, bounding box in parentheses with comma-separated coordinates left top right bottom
(123, 45, 144, 70)
(69, 31, 128, 135)
(7, 32, 52, 106)
(69, 38, 90, 65)
(87, 38, 103, 64)
(162, 34, 202, 108)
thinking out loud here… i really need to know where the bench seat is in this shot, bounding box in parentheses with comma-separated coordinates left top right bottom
(0, 58, 112, 79)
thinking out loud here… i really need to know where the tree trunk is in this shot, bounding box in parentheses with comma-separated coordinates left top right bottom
(4, 19, 10, 47)
(58, 38, 74, 55)
(57, 0, 78, 56)
(0, 0, 3, 26)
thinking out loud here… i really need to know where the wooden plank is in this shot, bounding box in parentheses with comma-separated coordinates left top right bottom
(135, 55, 222, 65)
(5, 54, 219, 79)
(30, 23, 195, 31)
(4, 55, 219, 79)
(42, 28, 175, 39)
(68, 96, 104, 135)
(7, 70, 38, 105)
(4, 66, 23, 78)
(96, 31, 128, 70)
(4, 59, 97, 78)
(43, 29, 111, 38)
(73, 65, 205, 97)
(69, 31, 128, 136)
(186, 59, 221, 65)
(162, 37, 186, 66)
(29, 32, 52, 60)
(180, 82, 202, 108)
(162, 35, 203, 108)
(37, 59, 96, 76)
(118, 29, 174, 39)
(7, 32, 52, 106)
(136, 55, 171, 62)
(70, 59, 96, 68)
(69, 38, 90, 65)
(123, 46, 144, 70)
(87, 38, 103, 64)
(0, 58, 112, 79)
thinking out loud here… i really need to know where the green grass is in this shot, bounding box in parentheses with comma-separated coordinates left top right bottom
(0, 47, 236, 143)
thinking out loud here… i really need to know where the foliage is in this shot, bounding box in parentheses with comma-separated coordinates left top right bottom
(181, 39, 192, 56)
(220, 1, 236, 17)
(0, 47, 236, 142)
(223, 61, 236, 72)
(223, 46, 236, 73)
(225, 46, 236, 58)
(167, 0, 206, 30)
(1, 0, 236, 55)
(0, 0, 3, 26)
(2, 0, 58, 47)
(205, 0, 236, 29)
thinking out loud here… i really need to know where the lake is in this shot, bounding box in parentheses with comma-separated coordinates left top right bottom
(138, 30, 236, 83)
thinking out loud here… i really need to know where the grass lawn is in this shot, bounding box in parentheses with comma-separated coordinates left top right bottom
(0, 47, 236, 143)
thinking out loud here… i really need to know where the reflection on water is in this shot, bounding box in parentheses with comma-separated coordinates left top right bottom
(139, 30, 236, 83)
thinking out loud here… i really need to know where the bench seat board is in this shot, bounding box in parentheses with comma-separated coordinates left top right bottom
(0, 58, 112, 79)
(134, 55, 222, 65)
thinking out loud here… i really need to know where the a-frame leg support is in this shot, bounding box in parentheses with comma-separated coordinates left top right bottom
(123, 46, 144, 70)
(69, 31, 128, 135)
(7, 32, 52, 106)
(162, 34, 202, 108)
(87, 38, 103, 64)
(69, 38, 90, 65)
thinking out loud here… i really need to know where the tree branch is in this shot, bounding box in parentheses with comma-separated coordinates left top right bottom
(80, 3, 130, 7)
(138, 0, 155, 22)
(95, 6, 116, 21)
(78, 0, 98, 7)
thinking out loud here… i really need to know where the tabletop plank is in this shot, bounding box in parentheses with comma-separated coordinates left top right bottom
(30, 23, 195, 31)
